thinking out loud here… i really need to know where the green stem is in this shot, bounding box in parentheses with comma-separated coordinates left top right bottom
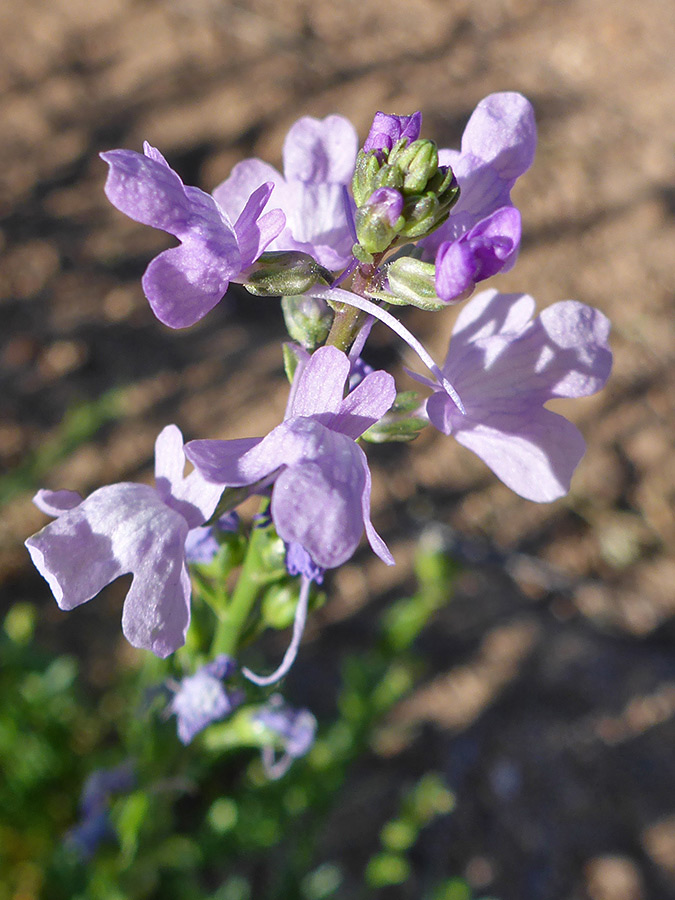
(210, 519, 268, 656)
(325, 255, 384, 352)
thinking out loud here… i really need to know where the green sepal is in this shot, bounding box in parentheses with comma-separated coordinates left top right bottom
(361, 390, 428, 443)
(282, 341, 305, 384)
(368, 256, 447, 311)
(239, 251, 332, 297)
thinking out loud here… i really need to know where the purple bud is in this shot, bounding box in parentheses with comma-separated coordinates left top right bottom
(364, 111, 423, 156)
(364, 187, 404, 226)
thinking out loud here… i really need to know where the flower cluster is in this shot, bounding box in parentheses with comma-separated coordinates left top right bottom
(26, 93, 612, 776)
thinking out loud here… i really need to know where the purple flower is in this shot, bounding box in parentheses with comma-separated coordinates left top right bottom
(422, 290, 612, 501)
(363, 111, 423, 156)
(184, 511, 240, 564)
(65, 762, 135, 859)
(25, 426, 223, 657)
(212, 116, 358, 270)
(169, 655, 244, 744)
(186, 345, 396, 570)
(419, 92, 536, 275)
(256, 695, 317, 779)
(100, 142, 285, 328)
(435, 206, 521, 303)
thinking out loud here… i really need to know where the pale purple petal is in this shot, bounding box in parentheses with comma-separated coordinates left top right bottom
(101, 148, 194, 234)
(212, 158, 285, 221)
(33, 489, 83, 517)
(283, 115, 359, 185)
(120, 516, 191, 657)
(153, 424, 221, 528)
(271, 438, 367, 569)
(284, 344, 311, 418)
(186, 434, 281, 486)
(420, 93, 535, 256)
(426, 290, 612, 502)
(154, 424, 188, 501)
(288, 345, 350, 418)
(357, 444, 395, 566)
(443, 293, 612, 407)
(450, 288, 536, 343)
(282, 181, 355, 269)
(453, 410, 587, 502)
(234, 182, 285, 268)
(26, 495, 127, 610)
(141, 242, 235, 329)
(331, 369, 397, 439)
(460, 92, 536, 182)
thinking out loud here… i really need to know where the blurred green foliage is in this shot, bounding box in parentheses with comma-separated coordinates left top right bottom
(0, 535, 494, 900)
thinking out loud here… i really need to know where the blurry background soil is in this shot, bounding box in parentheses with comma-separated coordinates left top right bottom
(1, 0, 675, 897)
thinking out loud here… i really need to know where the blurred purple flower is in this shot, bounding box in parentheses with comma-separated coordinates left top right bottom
(212, 115, 359, 270)
(363, 110, 422, 156)
(169, 655, 244, 745)
(100, 142, 285, 328)
(421, 290, 612, 501)
(25, 426, 223, 657)
(256, 695, 317, 779)
(65, 762, 135, 859)
(184, 511, 240, 565)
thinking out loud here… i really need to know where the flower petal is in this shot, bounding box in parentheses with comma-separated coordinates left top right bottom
(33, 489, 83, 517)
(331, 369, 397, 439)
(435, 207, 521, 301)
(212, 158, 285, 221)
(444, 293, 612, 409)
(153, 424, 222, 528)
(454, 409, 587, 502)
(357, 444, 394, 565)
(142, 241, 235, 328)
(101, 148, 194, 234)
(271, 439, 367, 569)
(283, 115, 358, 185)
(234, 182, 285, 268)
(288, 345, 350, 419)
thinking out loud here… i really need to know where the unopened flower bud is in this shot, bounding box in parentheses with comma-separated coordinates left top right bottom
(281, 295, 333, 350)
(354, 187, 404, 255)
(388, 139, 439, 195)
(363, 111, 422, 157)
(384, 256, 446, 310)
(238, 251, 332, 297)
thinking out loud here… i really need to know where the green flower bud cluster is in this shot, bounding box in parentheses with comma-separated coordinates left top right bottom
(352, 137, 460, 256)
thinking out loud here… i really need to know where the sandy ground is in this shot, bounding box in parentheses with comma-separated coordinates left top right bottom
(1, 0, 675, 897)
